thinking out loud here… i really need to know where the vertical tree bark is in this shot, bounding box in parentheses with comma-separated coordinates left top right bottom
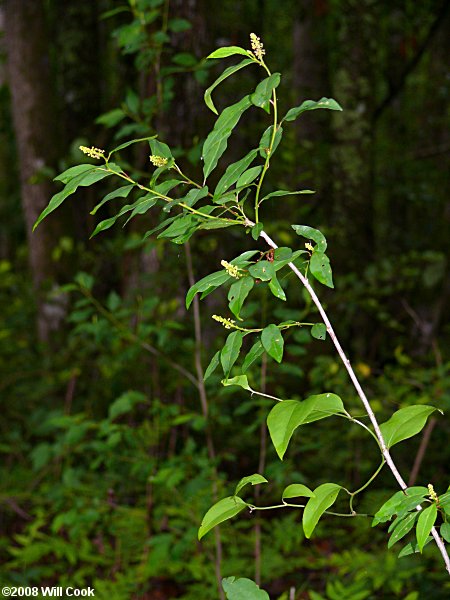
(4, 0, 66, 342)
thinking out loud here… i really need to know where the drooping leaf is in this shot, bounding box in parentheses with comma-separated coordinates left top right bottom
(267, 394, 345, 459)
(250, 73, 280, 112)
(91, 184, 135, 215)
(259, 125, 283, 158)
(34, 166, 115, 230)
(261, 324, 284, 363)
(186, 270, 231, 308)
(91, 196, 152, 238)
(268, 274, 286, 301)
(416, 504, 437, 552)
(222, 577, 270, 600)
(235, 474, 268, 496)
(158, 214, 196, 240)
(311, 323, 327, 340)
(222, 375, 252, 391)
(205, 58, 254, 114)
(109, 135, 157, 156)
(371, 487, 428, 526)
(261, 189, 314, 203)
(207, 46, 252, 59)
(310, 252, 334, 288)
(198, 496, 247, 540)
(228, 277, 254, 320)
(388, 512, 418, 548)
(302, 483, 341, 538)
(221, 331, 244, 377)
(282, 484, 315, 501)
(398, 538, 432, 558)
(55, 164, 99, 184)
(242, 339, 264, 373)
(379, 405, 438, 449)
(202, 96, 252, 180)
(283, 97, 343, 122)
(214, 149, 258, 197)
(251, 223, 264, 240)
(123, 195, 158, 225)
(292, 224, 327, 252)
(204, 351, 220, 381)
(249, 261, 275, 281)
(183, 186, 209, 208)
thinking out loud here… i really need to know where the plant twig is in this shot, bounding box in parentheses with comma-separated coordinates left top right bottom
(259, 228, 450, 575)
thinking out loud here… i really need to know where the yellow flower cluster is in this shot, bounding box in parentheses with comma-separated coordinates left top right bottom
(221, 260, 241, 279)
(212, 315, 235, 329)
(79, 146, 105, 160)
(150, 155, 168, 167)
(428, 483, 438, 502)
(250, 33, 265, 61)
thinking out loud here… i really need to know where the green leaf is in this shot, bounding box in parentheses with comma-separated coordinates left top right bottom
(274, 247, 292, 261)
(302, 483, 341, 538)
(236, 166, 263, 188)
(109, 135, 157, 156)
(416, 504, 437, 552)
(261, 324, 284, 363)
(123, 195, 158, 225)
(221, 331, 244, 377)
(207, 46, 252, 59)
(251, 223, 264, 240)
(90, 198, 149, 238)
(222, 375, 252, 391)
(198, 496, 247, 540)
(55, 164, 98, 184)
(292, 224, 327, 252)
(222, 577, 269, 600)
(311, 323, 327, 340)
(149, 138, 173, 160)
(168, 18, 191, 33)
(379, 405, 438, 449)
(214, 149, 258, 197)
(91, 184, 135, 215)
(231, 250, 260, 266)
(242, 339, 264, 373)
(310, 252, 334, 288)
(228, 277, 254, 320)
(203, 96, 252, 180)
(259, 125, 283, 158)
(269, 274, 286, 301)
(186, 270, 231, 308)
(96, 108, 126, 127)
(372, 487, 428, 526)
(249, 261, 275, 281)
(250, 73, 280, 112)
(182, 186, 209, 208)
(205, 58, 254, 114)
(283, 97, 343, 122)
(440, 522, 450, 543)
(158, 214, 196, 240)
(267, 394, 345, 459)
(261, 189, 314, 203)
(235, 474, 268, 497)
(282, 484, 315, 501)
(398, 537, 432, 558)
(204, 351, 220, 381)
(388, 512, 418, 548)
(34, 166, 114, 230)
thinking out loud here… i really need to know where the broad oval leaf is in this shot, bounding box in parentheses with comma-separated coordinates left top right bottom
(205, 58, 254, 114)
(250, 73, 280, 112)
(292, 224, 327, 252)
(283, 97, 343, 122)
(207, 46, 252, 59)
(248, 261, 275, 281)
(235, 474, 268, 497)
(261, 324, 284, 363)
(310, 252, 334, 288)
(416, 503, 437, 552)
(222, 577, 269, 600)
(198, 496, 247, 540)
(228, 276, 254, 320)
(202, 96, 252, 180)
(379, 405, 438, 449)
(311, 323, 327, 340)
(221, 331, 244, 377)
(302, 483, 341, 538)
(282, 484, 315, 501)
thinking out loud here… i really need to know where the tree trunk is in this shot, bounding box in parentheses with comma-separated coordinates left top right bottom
(4, 0, 66, 342)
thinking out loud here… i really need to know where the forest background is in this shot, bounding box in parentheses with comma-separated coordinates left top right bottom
(0, 0, 449, 598)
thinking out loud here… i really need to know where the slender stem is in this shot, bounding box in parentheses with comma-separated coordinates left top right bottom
(258, 228, 450, 575)
(248, 503, 368, 518)
(349, 460, 385, 513)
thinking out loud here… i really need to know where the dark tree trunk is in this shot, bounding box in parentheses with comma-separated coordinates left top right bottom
(4, 0, 66, 342)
